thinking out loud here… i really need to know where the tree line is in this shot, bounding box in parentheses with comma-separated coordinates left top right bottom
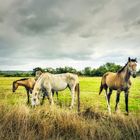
(0, 62, 139, 77)
(33, 62, 122, 76)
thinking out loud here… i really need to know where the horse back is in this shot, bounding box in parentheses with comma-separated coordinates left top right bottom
(102, 72, 121, 89)
(66, 73, 79, 84)
(38, 72, 79, 91)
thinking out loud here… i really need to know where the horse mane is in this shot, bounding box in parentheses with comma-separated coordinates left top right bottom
(117, 58, 137, 73)
(14, 78, 29, 83)
(130, 59, 137, 62)
(117, 63, 128, 73)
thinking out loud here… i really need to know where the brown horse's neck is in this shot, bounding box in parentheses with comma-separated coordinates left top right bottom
(120, 65, 130, 82)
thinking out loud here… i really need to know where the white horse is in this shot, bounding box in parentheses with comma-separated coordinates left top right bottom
(31, 72, 80, 112)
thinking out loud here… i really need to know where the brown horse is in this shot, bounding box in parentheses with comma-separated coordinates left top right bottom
(99, 57, 137, 114)
(12, 77, 59, 104)
(12, 78, 36, 104)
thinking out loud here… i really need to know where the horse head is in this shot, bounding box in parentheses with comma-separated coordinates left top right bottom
(31, 88, 40, 106)
(127, 57, 137, 78)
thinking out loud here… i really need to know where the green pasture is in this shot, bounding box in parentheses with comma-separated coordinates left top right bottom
(0, 77, 140, 114)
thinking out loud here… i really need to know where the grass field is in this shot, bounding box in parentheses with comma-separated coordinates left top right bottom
(0, 77, 140, 140)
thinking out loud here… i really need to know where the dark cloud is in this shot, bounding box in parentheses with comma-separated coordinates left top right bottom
(0, 0, 140, 70)
(11, 0, 108, 36)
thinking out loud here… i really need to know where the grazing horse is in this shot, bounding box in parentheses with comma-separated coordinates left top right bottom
(99, 57, 137, 114)
(12, 77, 58, 104)
(35, 70, 59, 98)
(12, 78, 36, 104)
(31, 72, 80, 112)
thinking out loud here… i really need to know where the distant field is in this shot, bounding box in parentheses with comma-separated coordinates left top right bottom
(0, 77, 140, 140)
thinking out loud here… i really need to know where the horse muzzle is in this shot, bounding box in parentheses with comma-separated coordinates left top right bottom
(31, 98, 40, 107)
(130, 71, 137, 78)
(132, 74, 136, 78)
(31, 101, 36, 107)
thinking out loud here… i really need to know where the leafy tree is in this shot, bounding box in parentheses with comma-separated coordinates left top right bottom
(95, 66, 107, 76)
(94, 63, 122, 76)
(44, 67, 55, 74)
(83, 67, 92, 76)
(55, 67, 77, 74)
(104, 63, 122, 72)
(64, 67, 77, 74)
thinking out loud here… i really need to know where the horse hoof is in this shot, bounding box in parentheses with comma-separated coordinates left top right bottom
(125, 112, 129, 116)
(40, 102, 43, 105)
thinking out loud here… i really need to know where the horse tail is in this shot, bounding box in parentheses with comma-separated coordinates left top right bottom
(99, 73, 109, 95)
(75, 83, 80, 112)
(12, 81, 16, 93)
(99, 82, 104, 95)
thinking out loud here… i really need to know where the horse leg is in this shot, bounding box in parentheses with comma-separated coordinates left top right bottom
(115, 91, 121, 112)
(56, 91, 58, 100)
(47, 89, 54, 106)
(40, 92, 46, 105)
(70, 87, 75, 110)
(26, 89, 30, 104)
(125, 90, 129, 114)
(52, 90, 54, 96)
(105, 87, 111, 114)
(107, 88, 113, 104)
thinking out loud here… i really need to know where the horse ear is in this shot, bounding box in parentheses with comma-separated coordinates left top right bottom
(128, 57, 131, 62)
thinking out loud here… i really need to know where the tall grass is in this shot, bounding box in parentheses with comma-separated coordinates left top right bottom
(0, 104, 140, 140)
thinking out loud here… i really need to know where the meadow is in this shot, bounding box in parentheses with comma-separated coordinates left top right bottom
(0, 77, 140, 140)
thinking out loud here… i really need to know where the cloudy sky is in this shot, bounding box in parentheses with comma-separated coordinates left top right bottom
(0, 0, 140, 70)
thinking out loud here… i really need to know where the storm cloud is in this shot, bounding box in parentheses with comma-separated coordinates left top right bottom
(0, 0, 140, 70)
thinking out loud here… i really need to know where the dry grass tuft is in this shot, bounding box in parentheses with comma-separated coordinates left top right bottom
(0, 104, 140, 140)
